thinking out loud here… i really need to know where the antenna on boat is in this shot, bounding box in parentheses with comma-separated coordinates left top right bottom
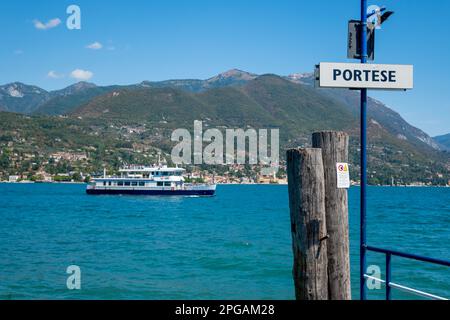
(103, 167, 106, 178)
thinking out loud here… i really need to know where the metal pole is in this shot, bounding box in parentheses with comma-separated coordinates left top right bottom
(386, 253, 392, 300)
(360, 0, 368, 300)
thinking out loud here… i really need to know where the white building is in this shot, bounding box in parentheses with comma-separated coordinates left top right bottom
(8, 175, 20, 182)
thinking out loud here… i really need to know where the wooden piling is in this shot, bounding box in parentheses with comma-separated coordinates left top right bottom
(312, 131, 351, 300)
(287, 148, 328, 300)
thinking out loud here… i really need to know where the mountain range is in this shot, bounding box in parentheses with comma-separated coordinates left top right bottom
(0, 69, 259, 115)
(0, 69, 445, 150)
(0, 69, 449, 184)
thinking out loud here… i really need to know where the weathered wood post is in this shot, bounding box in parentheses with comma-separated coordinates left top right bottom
(287, 148, 328, 300)
(312, 131, 351, 300)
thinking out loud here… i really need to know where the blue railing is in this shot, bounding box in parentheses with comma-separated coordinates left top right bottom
(364, 245, 450, 300)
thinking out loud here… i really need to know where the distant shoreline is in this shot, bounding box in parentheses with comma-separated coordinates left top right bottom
(0, 181, 449, 187)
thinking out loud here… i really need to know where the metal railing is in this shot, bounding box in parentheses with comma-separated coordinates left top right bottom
(364, 245, 450, 300)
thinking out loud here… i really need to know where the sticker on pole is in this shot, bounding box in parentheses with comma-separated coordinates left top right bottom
(336, 163, 350, 189)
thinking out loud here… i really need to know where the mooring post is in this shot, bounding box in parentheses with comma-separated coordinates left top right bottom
(287, 148, 328, 300)
(312, 131, 351, 300)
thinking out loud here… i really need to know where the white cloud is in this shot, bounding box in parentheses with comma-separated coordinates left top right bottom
(86, 42, 103, 50)
(33, 18, 61, 30)
(70, 69, 94, 81)
(47, 71, 64, 79)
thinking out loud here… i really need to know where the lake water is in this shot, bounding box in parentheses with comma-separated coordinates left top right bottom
(0, 184, 448, 300)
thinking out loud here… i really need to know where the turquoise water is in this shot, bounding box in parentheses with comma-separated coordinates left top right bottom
(0, 184, 448, 300)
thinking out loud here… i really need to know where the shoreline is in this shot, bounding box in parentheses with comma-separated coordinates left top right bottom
(0, 181, 449, 187)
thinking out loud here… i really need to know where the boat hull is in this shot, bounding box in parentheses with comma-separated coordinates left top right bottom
(86, 188, 215, 196)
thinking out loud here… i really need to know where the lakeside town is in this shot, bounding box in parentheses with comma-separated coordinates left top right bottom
(0, 150, 290, 185)
(2, 150, 449, 187)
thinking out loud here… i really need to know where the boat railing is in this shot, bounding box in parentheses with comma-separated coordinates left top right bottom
(364, 245, 450, 300)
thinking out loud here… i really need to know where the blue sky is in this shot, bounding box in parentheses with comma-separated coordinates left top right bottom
(1, 0, 449, 136)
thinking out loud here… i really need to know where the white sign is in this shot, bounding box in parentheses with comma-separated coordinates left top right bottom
(317, 62, 413, 90)
(336, 162, 350, 189)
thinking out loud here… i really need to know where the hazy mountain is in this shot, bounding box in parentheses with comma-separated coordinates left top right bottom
(139, 69, 257, 93)
(0, 82, 51, 114)
(205, 69, 258, 87)
(434, 134, 450, 151)
(0, 69, 257, 115)
(34, 85, 121, 116)
(51, 81, 98, 96)
(0, 81, 107, 115)
(35, 69, 258, 115)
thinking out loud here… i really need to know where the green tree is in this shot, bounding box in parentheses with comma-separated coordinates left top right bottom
(0, 149, 10, 170)
(72, 172, 83, 182)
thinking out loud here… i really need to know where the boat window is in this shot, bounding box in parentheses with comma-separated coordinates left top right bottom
(108, 181, 112, 186)
(124, 181, 131, 186)
(118, 181, 124, 186)
(164, 182, 171, 186)
(139, 182, 145, 186)
(162, 172, 169, 176)
(157, 182, 163, 187)
(103, 181, 106, 186)
(131, 181, 138, 186)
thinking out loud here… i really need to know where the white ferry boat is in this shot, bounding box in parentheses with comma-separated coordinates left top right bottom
(86, 165, 216, 196)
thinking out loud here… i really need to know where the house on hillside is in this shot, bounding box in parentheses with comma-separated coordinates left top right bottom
(8, 175, 20, 182)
